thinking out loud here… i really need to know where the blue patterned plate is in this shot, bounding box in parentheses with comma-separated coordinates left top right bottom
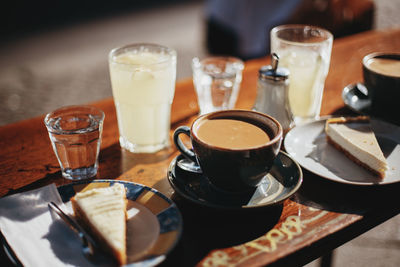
(58, 179, 182, 266)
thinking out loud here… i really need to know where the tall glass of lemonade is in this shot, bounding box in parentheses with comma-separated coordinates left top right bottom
(109, 44, 177, 153)
(271, 25, 333, 124)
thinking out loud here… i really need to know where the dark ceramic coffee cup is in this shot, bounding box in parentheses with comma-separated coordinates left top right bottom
(362, 52, 400, 125)
(173, 110, 283, 194)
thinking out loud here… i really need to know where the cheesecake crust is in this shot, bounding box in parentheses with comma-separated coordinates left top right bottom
(325, 115, 370, 128)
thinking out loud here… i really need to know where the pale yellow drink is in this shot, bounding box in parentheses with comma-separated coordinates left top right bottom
(279, 49, 327, 119)
(271, 25, 333, 123)
(109, 44, 177, 153)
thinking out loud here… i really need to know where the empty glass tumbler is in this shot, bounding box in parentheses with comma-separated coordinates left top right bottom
(192, 56, 244, 115)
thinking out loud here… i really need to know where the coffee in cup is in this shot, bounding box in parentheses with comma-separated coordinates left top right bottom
(365, 57, 400, 78)
(173, 110, 283, 194)
(362, 52, 400, 125)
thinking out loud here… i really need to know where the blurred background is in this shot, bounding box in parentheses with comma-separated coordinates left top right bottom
(1, 0, 399, 126)
(0, 0, 399, 265)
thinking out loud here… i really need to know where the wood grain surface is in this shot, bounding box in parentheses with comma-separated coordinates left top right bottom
(1, 28, 400, 267)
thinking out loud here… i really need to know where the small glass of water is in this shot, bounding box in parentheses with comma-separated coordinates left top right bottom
(44, 105, 105, 180)
(192, 56, 244, 115)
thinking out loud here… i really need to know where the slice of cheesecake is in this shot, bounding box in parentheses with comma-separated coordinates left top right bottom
(325, 116, 388, 178)
(71, 183, 127, 265)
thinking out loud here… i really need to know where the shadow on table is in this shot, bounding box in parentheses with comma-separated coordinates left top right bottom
(293, 168, 400, 215)
(160, 192, 283, 267)
(97, 143, 175, 179)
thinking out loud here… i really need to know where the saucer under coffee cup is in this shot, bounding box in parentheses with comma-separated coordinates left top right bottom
(173, 110, 283, 194)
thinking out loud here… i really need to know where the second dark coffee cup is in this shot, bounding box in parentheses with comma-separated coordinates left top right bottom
(363, 52, 400, 125)
(173, 110, 283, 194)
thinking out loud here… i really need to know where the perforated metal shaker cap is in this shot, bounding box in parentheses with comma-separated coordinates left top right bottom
(259, 53, 289, 81)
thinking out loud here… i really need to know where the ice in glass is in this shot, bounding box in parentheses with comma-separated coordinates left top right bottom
(109, 44, 177, 153)
(271, 25, 333, 123)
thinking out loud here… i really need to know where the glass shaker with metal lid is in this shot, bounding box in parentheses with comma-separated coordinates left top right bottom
(253, 53, 294, 133)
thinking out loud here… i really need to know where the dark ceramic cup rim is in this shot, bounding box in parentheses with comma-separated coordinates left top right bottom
(362, 52, 400, 79)
(190, 109, 283, 151)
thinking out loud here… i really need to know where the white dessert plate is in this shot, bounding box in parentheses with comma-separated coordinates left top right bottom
(284, 119, 400, 185)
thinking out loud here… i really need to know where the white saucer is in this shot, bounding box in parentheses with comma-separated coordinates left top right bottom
(342, 83, 371, 115)
(284, 119, 400, 185)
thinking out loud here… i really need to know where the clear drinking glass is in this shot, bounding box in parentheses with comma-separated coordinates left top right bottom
(109, 43, 177, 153)
(44, 105, 104, 180)
(271, 25, 333, 124)
(192, 56, 244, 115)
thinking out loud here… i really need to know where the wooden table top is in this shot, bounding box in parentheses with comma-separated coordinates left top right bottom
(1, 28, 400, 266)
